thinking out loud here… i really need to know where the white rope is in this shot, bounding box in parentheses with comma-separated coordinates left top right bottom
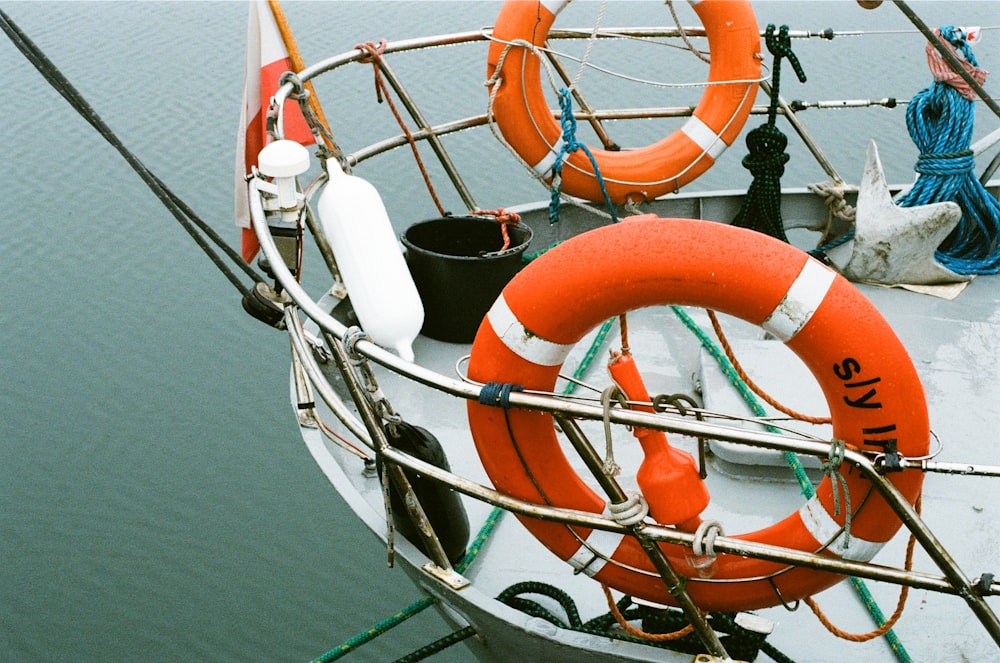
(664, 0, 710, 64)
(691, 519, 725, 557)
(808, 180, 857, 222)
(568, 0, 610, 91)
(600, 385, 628, 476)
(481, 10, 766, 192)
(608, 492, 650, 527)
(484, 31, 767, 91)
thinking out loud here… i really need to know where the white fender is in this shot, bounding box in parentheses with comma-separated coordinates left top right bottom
(317, 159, 423, 361)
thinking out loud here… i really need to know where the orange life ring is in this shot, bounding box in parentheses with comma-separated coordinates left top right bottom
(486, 0, 761, 204)
(466, 217, 928, 612)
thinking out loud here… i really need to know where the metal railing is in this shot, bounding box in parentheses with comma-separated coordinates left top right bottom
(252, 26, 1000, 651)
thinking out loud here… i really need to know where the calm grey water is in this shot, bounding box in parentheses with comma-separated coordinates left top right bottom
(2, 2, 998, 661)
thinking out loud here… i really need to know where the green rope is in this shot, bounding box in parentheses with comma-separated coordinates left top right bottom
(731, 24, 807, 242)
(455, 506, 504, 574)
(494, 581, 794, 661)
(524, 239, 562, 263)
(566, 317, 616, 395)
(312, 598, 435, 662)
(670, 306, 812, 496)
(391, 626, 476, 662)
(498, 581, 584, 628)
(670, 305, 912, 662)
(311, 508, 504, 662)
(495, 582, 664, 649)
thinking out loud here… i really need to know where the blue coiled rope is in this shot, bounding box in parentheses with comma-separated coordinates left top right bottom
(895, 25, 1000, 274)
(548, 87, 619, 225)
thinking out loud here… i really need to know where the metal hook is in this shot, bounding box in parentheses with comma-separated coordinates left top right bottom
(768, 577, 801, 612)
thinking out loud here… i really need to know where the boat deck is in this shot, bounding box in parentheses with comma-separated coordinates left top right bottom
(296, 203, 1000, 661)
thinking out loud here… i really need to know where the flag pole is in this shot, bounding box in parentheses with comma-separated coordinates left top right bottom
(266, 0, 337, 150)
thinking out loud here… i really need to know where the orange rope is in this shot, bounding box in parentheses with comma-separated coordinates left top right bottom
(707, 309, 832, 425)
(706, 308, 923, 641)
(355, 40, 446, 216)
(266, 0, 336, 150)
(619, 314, 630, 354)
(471, 208, 521, 251)
(601, 585, 696, 641)
(804, 496, 921, 642)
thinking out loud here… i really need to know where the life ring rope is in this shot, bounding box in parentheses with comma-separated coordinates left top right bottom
(485, 34, 768, 91)
(485, 35, 765, 191)
(485, 0, 764, 203)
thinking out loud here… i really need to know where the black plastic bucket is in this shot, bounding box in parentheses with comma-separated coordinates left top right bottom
(402, 216, 532, 343)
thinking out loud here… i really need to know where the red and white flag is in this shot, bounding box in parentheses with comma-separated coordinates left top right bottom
(235, 0, 315, 263)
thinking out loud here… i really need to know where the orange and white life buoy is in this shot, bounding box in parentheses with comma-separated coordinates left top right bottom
(486, 0, 762, 204)
(466, 217, 928, 612)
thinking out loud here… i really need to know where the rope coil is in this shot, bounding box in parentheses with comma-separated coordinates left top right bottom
(691, 519, 725, 558)
(602, 585, 696, 642)
(607, 492, 649, 527)
(731, 24, 806, 242)
(478, 381, 523, 408)
(895, 25, 1000, 275)
(548, 87, 619, 225)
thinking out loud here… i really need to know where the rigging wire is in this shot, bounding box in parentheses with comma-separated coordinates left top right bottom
(0, 7, 263, 298)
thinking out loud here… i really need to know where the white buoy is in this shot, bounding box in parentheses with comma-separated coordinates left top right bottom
(317, 159, 423, 361)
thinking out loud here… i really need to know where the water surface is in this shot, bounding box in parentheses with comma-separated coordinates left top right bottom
(2, 2, 998, 660)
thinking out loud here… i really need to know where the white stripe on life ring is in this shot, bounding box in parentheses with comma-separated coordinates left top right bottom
(681, 115, 729, 161)
(487, 294, 575, 367)
(530, 136, 565, 180)
(568, 525, 626, 577)
(798, 496, 884, 562)
(541, 0, 569, 17)
(762, 259, 836, 342)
